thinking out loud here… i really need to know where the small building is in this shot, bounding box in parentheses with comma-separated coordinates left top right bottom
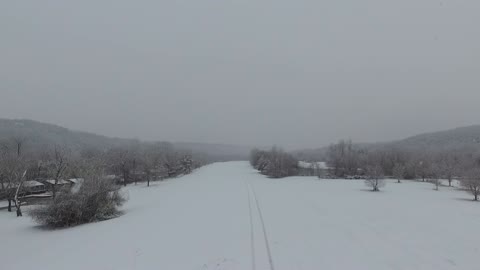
(2, 181, 47, 197)
(44, 179, 72, 190)
(22, 180, 47, 195)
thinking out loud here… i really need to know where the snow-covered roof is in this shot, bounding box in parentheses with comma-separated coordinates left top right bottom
(23, 180, 44, 188)
(6, 180, 45, 189)
(298, 161, 330, 170)
(45, 179, 71, 185)
(68, 178, 84, 184)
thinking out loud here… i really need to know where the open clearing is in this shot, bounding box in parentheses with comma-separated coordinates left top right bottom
(1, 161, 480, 270)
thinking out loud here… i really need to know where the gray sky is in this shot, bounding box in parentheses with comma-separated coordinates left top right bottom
(1, 0, 479, 149)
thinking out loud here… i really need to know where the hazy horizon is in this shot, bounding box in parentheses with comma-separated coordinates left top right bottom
(2, 1, 479, 149)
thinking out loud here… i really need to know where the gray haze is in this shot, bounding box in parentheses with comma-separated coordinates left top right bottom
(1, 0, 479, 149)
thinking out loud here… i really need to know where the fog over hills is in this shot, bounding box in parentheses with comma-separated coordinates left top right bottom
(393, 125, 480, 151)
(2, 118, 480, 162)
(294, 125, 480, 161)
(0, 118, 253, 161)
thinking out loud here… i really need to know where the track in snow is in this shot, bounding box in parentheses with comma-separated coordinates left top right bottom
(246, 181, 257, 270)
(246, 181, 276, 270)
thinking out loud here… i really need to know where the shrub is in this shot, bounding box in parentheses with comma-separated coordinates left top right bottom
(364, 165, 385, 191)
(29, 178, 126, 227)
(250, 147, 298, 178)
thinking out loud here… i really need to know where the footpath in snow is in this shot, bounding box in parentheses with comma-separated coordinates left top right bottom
(1, 161, 480, 270)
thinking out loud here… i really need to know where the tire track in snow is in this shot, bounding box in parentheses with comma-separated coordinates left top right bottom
(245, 182, 257, 270)
(249, 182, 276, 270)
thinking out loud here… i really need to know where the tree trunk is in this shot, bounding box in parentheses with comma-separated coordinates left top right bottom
(14, 171, 26, 217)
(123, 171, 127, 187)
(7, 199, 12, 212)
(52, 184, 57, 199)
(448, 178, 452, 187)
(475, 193, 478, 201)
(133, 160, 137, 185)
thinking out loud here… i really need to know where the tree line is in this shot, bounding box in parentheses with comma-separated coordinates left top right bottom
(0, 137, 205, 227)
(249, 140, 480, 200)
(325, 139, 480, 197)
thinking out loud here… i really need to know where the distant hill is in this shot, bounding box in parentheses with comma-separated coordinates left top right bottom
(0, 119, 251, 161)
(391, 125, 480, 152)
(293, 125, 480, 160)
(0, 119, 133, 152)
(5, 118, 478, 162)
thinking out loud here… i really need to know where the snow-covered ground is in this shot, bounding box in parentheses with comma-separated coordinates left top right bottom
(1, 161, 480, 270)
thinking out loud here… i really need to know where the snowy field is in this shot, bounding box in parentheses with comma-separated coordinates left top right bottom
(1, 161, 480, 270)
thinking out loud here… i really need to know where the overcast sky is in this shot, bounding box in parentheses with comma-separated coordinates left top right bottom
(1, 1, 479, 149)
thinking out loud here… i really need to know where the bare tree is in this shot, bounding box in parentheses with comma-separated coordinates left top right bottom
(429, 163, 442, 191)
(132, 155, 138, 185)
(440, 153, 459, 187)
(150, 142, 183, 179)
(461, 167, 480, 201)
(108, 148, 132, 187)
(140, 152, 153, 187)
(179, 154, 193, 175)
(0, 139, 28, 212)
(326, 140, 360, 177)
(14, 170, 27, 217)
(12, 136, 26, 157)
(250, 149, 270, 172)
(392, 163, 405, 183)
(140, 146, 164, 187)
(48, 146, 70, 199)
(163, 151, 181, 178)
(0, 140, 9, 195)
(250, 148, 263, 168)
(150, 144, 170, 182)
(416, 157, 432, 182)
(364, 165, 385, 191)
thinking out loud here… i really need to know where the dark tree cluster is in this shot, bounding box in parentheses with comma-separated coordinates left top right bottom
(105, 142, 199, 187)
(250, 147, 298, 178)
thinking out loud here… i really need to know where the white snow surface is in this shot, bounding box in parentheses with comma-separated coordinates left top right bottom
(1, 161, 480, 270)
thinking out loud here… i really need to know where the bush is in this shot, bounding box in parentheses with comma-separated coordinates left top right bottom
(364, 165, 385, 191)
(29, 178, 126, 227)
(250, 147, 298, 178)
